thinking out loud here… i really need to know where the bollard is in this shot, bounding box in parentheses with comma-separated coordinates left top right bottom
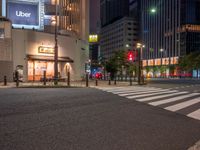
(95, 79, 98, 86)
(108, 80, 111, 85)
(4, 75, 7, 86)
(129, 77, 132, 86)
(86, 73, 89, 87)
(43, 71, 46, 86)
(15, 71, 19, 87)
(114, 79, 116, 85)
(67, 71, 70, 86)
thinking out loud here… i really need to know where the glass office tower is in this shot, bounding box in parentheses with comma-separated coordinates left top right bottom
(140, 0, 200, 75)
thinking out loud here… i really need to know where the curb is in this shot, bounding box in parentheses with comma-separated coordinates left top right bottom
(188, 140, 200, 150)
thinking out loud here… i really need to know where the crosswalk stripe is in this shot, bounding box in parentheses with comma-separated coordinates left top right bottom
(113, 88, 165, 94)
(97, 86, 200, 120)
(126, 90, 178, 99)
(119, 89, 170, 96)
(106, 87, 161, 92)
(149, 93, 199, 106)
(136, 92, 187, 102)
(165, 98, 200, 112)
(187, 109, 200, 120)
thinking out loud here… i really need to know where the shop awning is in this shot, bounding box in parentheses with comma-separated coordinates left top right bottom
(27, 55, 74, 63)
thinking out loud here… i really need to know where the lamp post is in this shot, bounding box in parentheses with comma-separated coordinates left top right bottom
(54, 0, 58, 85)
(140, 7, 157, 81)
(137, 43, 145, 85)
(160, 48, 164, 77)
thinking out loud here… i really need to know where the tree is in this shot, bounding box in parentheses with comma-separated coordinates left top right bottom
(104, 50, 136, 80)
(160, 66, 166, 77)
(145, 66, 151, 77)
(178, 51, 200, 78)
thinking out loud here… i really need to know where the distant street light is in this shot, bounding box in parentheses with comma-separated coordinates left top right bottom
(150, 8, 157, 14)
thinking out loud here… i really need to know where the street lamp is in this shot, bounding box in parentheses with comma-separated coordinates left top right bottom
(150, 8, 157, 14)
(137, 43, 145, 84)
(54, 0, 58, 85)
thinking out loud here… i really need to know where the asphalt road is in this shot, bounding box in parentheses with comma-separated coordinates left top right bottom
(146, 78, 200, 92)
(0, 87, 200, 150)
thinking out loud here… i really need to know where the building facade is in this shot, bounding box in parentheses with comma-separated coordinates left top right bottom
(100, 0, 129, 27)
(0, 17, 13, 81)
(141, 0, 200, 77)
(100, 17, 138, 59)
(0, 0, 89, 81)
(100, 0, 138, 59)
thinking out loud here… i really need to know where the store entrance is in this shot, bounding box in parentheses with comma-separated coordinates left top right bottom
(28, 61, 54, 81)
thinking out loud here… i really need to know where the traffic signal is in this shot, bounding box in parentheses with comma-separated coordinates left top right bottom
(127, 51, 134, 61)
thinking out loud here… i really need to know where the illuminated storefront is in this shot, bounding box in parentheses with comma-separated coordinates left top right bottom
(142, 57, 179, 78)
(12, 29, 89, 81)
(27, 55, 73, 81)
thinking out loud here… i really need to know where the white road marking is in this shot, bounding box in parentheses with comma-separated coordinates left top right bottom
(119, 89, 170, 96)
(149, 93, 199, 106)
(126, 90, 177, 99)
(135, 91, 185, 102)
(187, 109, 200, 121)
(165, 98, 200, 111)
(113, 88, 164, 94)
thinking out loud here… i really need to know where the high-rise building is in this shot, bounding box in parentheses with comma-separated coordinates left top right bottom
(100, 0, 129, 27)
(1, 0, 89, 40)
(101, 17, 138, 59)
(89, 0, 100, 65)
(141, 0, 200, 77)
(100, 0, 139, 59)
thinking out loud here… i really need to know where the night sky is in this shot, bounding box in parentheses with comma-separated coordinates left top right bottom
(90, 0, 100, 34)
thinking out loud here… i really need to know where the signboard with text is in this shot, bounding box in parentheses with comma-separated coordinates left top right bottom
(7, 2, 39, 26)
(38, 46, 54, 54)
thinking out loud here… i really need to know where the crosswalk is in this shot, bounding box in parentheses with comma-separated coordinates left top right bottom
(96, 86, 200, 121)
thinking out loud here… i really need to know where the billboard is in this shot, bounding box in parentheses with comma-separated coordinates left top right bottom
(7, 2, 39, 26)
(89, 35, 98, 43)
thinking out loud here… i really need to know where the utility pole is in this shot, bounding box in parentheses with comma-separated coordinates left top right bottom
(54, 0, 58, 85)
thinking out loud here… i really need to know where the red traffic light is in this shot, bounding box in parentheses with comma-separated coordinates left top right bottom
(127, 51, 134, 61)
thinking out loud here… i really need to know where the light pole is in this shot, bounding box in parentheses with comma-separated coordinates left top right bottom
(54, 0, 58, 85)
(160, 48, 164, 77)
(137, 43, 145, 85)
(140, 7, 157, 80)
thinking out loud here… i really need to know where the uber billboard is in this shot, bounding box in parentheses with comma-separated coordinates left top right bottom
(7, 2, 39, 26)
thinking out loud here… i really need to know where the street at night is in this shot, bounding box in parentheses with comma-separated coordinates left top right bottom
(1, 0, 200, 149)
(0, 83, 200, 150)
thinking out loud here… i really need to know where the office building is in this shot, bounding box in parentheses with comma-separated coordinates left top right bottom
(141, 0, 200, 77)
(101, 17, 138, 59)
(89, 0, 100, 63)
(100, 0, 129, 27)
(100, 0, 138, 59)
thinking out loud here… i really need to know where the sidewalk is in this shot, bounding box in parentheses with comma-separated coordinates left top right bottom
(0, 80, 141, 88)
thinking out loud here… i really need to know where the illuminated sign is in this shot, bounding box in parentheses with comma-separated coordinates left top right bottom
(38, 46, 54, 54)
(7, 2, 39, 26)
(89, 35, 98, 43)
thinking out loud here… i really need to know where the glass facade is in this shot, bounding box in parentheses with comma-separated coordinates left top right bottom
(141, 0, 200, 61)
